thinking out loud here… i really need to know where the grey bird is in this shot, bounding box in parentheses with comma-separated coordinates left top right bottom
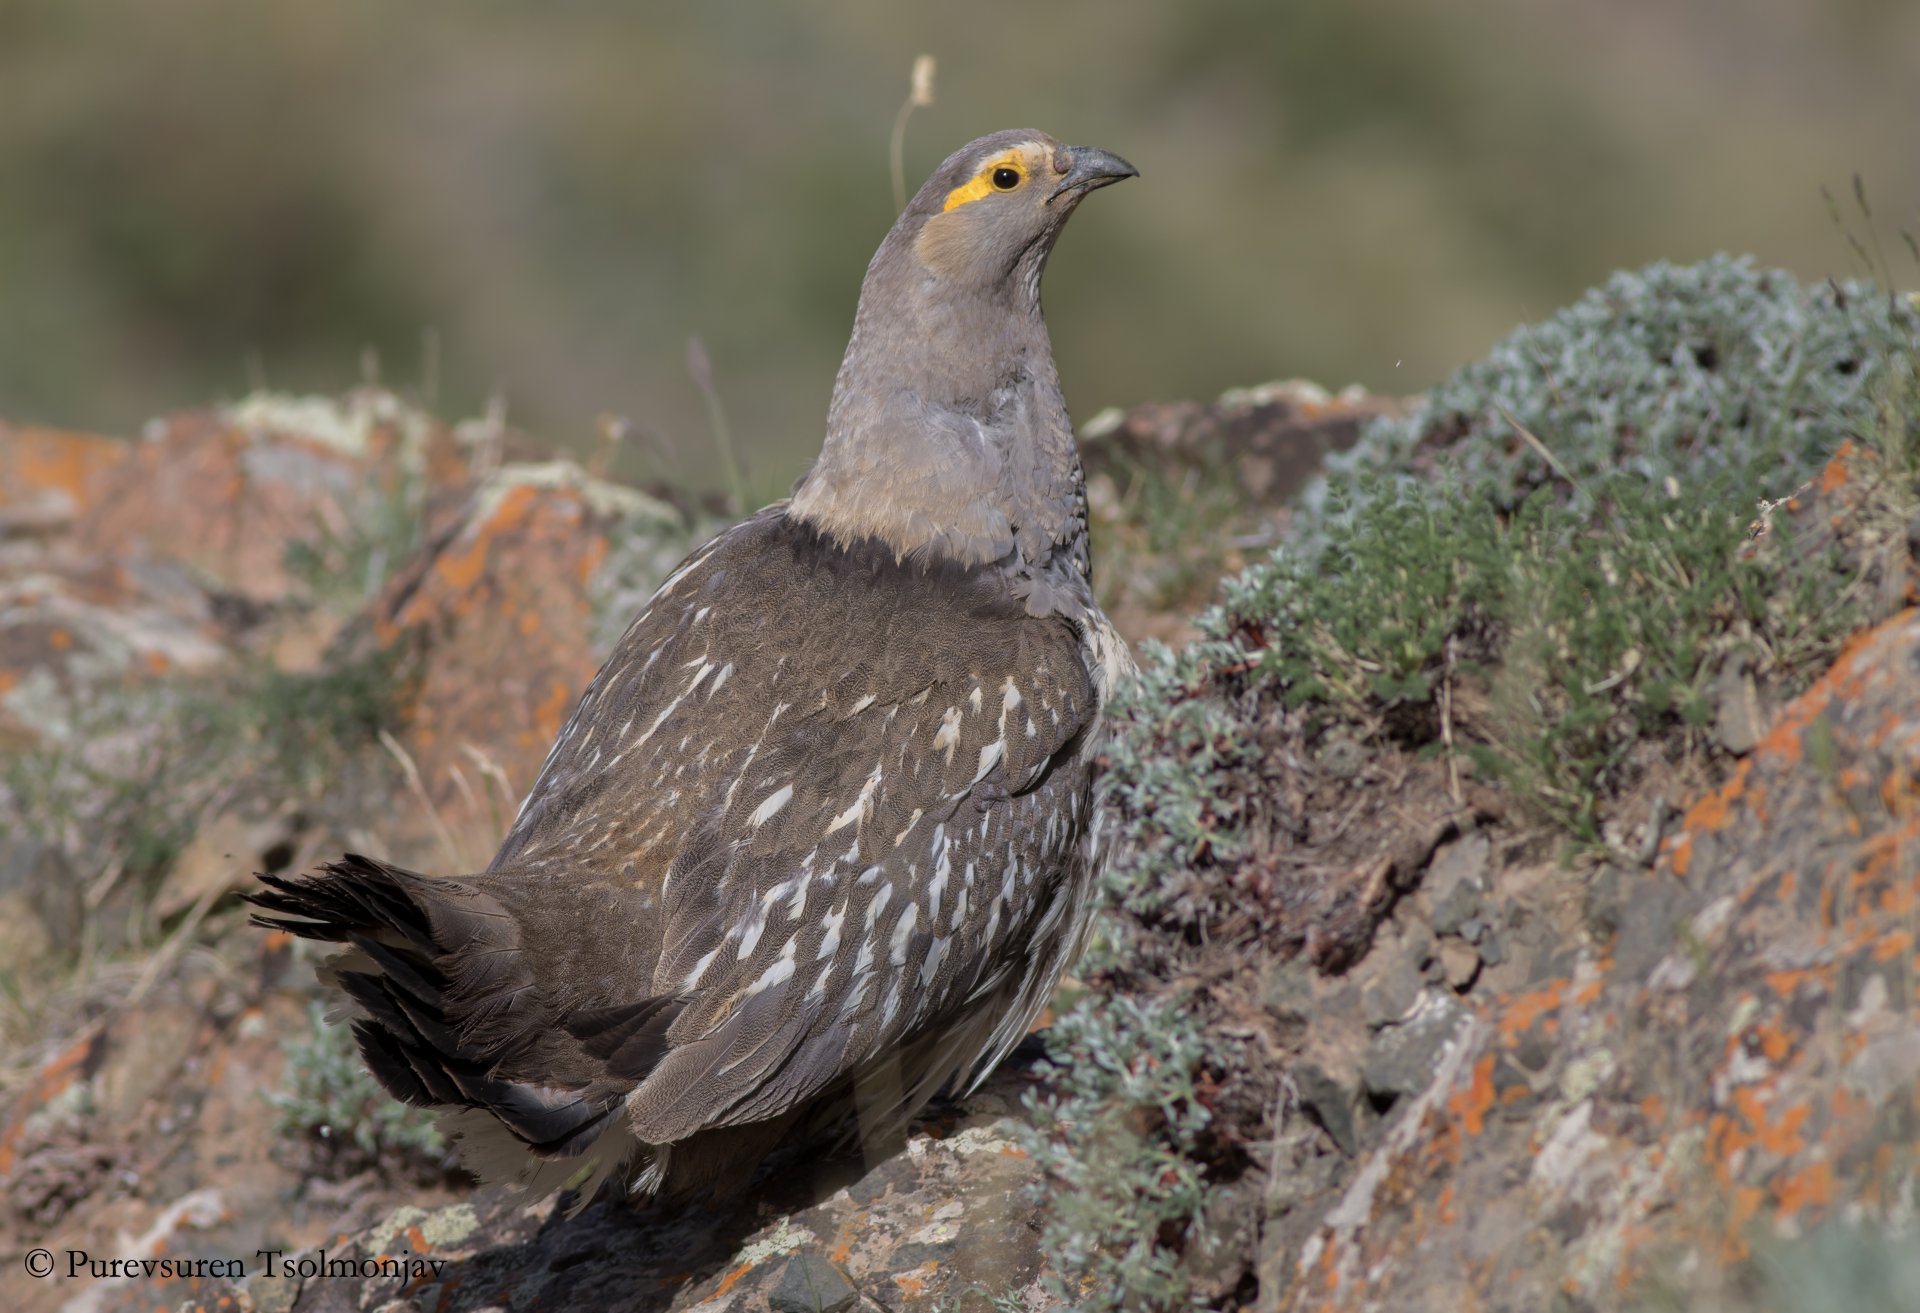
(247, 129, 1139, 1202)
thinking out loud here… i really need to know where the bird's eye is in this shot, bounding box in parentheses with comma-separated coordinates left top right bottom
(991, 166, 1022, 190)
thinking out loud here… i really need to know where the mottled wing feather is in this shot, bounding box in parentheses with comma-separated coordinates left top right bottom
(493, 508, 1098, 1145)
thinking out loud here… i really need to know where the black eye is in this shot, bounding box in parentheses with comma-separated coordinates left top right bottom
(991, 167, 1021, 190)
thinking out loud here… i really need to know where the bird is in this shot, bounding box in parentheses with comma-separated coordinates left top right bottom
(246, 129, 1140, 1204)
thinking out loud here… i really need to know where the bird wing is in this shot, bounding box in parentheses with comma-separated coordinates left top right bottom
(491, 506, 1099, 1145)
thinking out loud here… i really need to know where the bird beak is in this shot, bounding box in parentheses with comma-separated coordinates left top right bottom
(1049, 146, 1140, 203)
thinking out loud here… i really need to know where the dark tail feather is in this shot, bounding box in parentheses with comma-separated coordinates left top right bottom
(244, 854, 654, 1161)
(568, 996, 687, 1081)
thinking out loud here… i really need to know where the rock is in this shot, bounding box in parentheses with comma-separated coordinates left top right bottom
(348, 460, 686, 865)
(1262, 606, 1920, 1310)
(0, 555, 234, 745)
(1360, 951, 1422, 1028)
(1423, 833, 1490, 936)
(77, 392, 460, 606)
(0, 422, 127, 535)
(1437, 938, 1481, 991)
(1292, 1061, 1359, 1157)
(769, 1252, 860, 1313)
(1580, 867, 1625, 950)
(1079, 381, 1409, 507)
(1712, 651, 1765, 754)
(1425, 832, 1491, 898)
(1361, 994, 1469, 1105)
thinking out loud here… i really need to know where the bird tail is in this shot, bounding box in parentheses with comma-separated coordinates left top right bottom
(245, 854, 662, 1162)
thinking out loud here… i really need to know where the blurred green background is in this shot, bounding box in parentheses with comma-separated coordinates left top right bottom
(2, 0, 1916, 492)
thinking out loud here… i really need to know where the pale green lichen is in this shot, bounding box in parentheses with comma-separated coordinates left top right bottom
(363, 1200, 480, 1257)
(730, 1218, 814, 1268)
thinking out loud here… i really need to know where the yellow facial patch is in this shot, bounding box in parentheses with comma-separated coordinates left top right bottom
(941, 148, 1034, 212)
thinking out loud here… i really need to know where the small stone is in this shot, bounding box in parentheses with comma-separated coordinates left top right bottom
(1363, 996, 1469, 1104)
(1261, 959, 1315, 1039)
(1428, 836, 1482, 906)
(1439, 938, 1481, 991)
(1362, 954, 1423, 1028)
(1478, 929, 1507, 966)
(1402, 918, 1437, 970)
(1432, 885, 1482, 938)
(1583, 865, 1625, 940)
(1292, 1061, 1359, 1156)
(1712, 653, 1764, 755)
(769, 1252, 859, 1313)
(1513, 1026, 1555, 1074)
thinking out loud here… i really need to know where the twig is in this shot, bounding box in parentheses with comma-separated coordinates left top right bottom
(1440, 634, 1463, 807)
(461, 743, 521, 828)
(889, 55, 937, 213)
(378, 728, 464, 872)
(1495, 405, 1579, 489)
(686, 336, 747, 514)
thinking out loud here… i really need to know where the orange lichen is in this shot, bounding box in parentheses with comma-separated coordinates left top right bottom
(1815, 441, 1855, 494)
(1774, 1159, 1834, 1221)
(1, 426, 126, 508)
(1449, 1055, 1496, 1137)
(1731, 1087, 1810, 1158)
(1723, 1185, 1765, 1261)
(891, 1263, 937, 1298)
(576, 533, 609, 585)
(1707, 1111, 1749, 1186)
(1748, 1020, 1792, 1063)
(1763, 967, 1818, 997)
(1499, 981, 1567, 1043)
(427, 486, 541, 600)
(1679, 771, 1742, 835)
(711, 1263, 754, 1297)
(1873, 929, 1914, 962)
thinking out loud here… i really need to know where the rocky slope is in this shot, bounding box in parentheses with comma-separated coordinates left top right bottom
(1, 258, 1916, 1313)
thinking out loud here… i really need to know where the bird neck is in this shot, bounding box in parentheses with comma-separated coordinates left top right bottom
(790, 240, 1089, 590)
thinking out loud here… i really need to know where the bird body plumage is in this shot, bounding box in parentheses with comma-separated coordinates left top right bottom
(248, 129, 1138, 1202)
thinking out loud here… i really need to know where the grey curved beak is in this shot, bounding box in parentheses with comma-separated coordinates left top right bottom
(1049, 145, 1140, 202)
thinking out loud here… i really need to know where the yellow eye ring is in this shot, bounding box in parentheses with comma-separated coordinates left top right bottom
(940, 152, 1032, 211)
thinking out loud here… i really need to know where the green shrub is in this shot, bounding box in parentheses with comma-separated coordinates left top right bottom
(1021, 993, 1217, 1312)
(269, 1000, 448, 1175)
(1031, 257, 1918, 1305)
(1131, 256, 1919, 848)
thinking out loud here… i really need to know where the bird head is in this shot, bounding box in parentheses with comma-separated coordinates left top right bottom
(900, 130, 1137, 296)
(794, 129, 1136, 573)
